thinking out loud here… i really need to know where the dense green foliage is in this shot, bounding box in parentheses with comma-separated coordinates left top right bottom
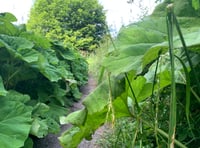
(59, 3, 200, 148)
(0, 12, 88, 147)
(153, 0, 200, 16)
(27, 0, 106, 51)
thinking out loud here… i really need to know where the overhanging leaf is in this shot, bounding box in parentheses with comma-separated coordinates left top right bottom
(0, 97, 32, 148)
(83, 81, 109, 114)
(60, 109, 87, 125)
(102, 55, 143, 76)
(0, 12, 17, 22)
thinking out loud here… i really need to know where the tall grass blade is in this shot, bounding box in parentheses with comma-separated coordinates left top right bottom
(166, 4, 177, 148)
(149, 52, 161, 147)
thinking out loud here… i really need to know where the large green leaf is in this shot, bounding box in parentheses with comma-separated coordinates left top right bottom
(0, 13, 18, 36)
(82, 81, 109, 114)
(0, 34, 64, 82)
(113, 94, 132, 118)
(143, 30, 200, 68)
(30, 117, 49, 138)
(127, 76, 153, 102)
(115, 17, 166, 46)
(0, 35, 34, 52)
(59, 108, 107, 148)
(102, 55, 143, 76)
(60, 109, 87, 126)
(59, 81, 109, 147)
(5, 90, 30, 103)
(0, 97, 32, 148)
(20, 32, 51, 49)
(0, 12, 17, 22)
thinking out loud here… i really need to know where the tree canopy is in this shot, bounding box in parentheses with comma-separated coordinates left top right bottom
(27, 0, 107, 51)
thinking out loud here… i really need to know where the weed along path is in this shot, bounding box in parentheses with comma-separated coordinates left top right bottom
(33, 74, 104, 148)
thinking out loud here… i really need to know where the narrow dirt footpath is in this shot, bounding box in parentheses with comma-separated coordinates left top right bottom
(33, 74, 104, 148)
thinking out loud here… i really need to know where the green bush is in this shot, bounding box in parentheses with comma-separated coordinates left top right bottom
(0, 12, 88, 147)
(27, 0, 107, 52)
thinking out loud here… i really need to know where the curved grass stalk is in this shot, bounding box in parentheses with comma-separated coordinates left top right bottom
(166, 4, 177, 148)
(173, 13, 200, 95)
(175, 55, 195, 138)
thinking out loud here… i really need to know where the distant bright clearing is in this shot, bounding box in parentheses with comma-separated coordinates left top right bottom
(0, 0, 158, 34)
(99, 0, 158, 32)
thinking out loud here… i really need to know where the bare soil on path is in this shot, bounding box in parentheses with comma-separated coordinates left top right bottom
(33, 75, 106, 148)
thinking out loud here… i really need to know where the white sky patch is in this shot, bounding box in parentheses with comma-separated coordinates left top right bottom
(99, 0, 158, 34)
(0, 0, 33, 24)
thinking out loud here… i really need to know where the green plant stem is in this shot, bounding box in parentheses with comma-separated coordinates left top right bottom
(156, 128, 187, 148)
(155, 81, 160, 147)
(125, 73, 141, 113)
(191, 88, 200, 102)
(107, 72, 115, 126)
(166, 4, 177, 148)
(141, 119, 187, 148)
(132, 120, 139, 147)
(151, 54, 160, 102)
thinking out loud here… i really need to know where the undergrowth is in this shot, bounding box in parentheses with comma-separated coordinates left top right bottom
(87, 35, 111, 79)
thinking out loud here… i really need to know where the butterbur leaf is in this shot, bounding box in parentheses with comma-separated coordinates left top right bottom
(0, 12, 17, 22)
(59, 108, 107, 148)
(0, 97, 32, 148)
(60, 109, 87, 125)
(59, 127, 81, 148)
(17, 48, 40, 63)
(127, 76, 153, 102)
(32, 103, 49, 117)
(0, 13, 18, 36)
(30, 117, 48, 138)
(20, 32, 51, 49)
(43, 103, 68, 123)
(117, 43, 154, 56)
(113, 95, 132, 118)
(142, 43, 168, 68)
(44, 118, 60, 134)
(5, 90, 30, 103)
(0, 34, 34, 52)
(143, 31, 200, 68)
(37, 55, 61, 82)
(102, 55, 143, 76)
(83, 81, 109, 114)
(23, 137, 33, 148)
